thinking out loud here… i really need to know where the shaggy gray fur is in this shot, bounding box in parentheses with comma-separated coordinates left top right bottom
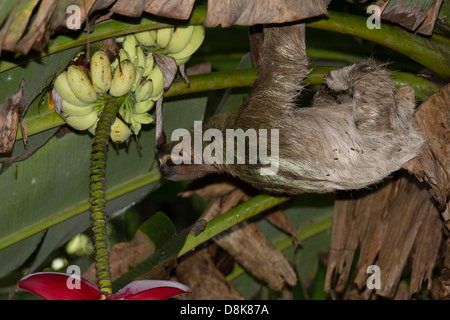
(158, 23, 424, 195)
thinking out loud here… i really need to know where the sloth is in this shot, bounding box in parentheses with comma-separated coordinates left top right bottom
(156, 23, 424, 196)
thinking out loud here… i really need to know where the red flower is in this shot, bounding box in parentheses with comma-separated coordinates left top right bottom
(18, 272, 191, 300)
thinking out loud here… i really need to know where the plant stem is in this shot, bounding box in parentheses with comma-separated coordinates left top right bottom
(89, 101, 118, 295)
(178, 195, 290, 257)
(307, 11, 450, 80)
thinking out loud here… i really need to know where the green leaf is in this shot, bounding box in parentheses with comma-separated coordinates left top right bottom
(112, 212, 190, 292)
(0, 46, 81, 107)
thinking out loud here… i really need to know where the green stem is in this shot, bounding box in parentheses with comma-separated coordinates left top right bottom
(178, 195, 290, 257)
(307, 11, 450, 80)
(89, 101, 118, 296)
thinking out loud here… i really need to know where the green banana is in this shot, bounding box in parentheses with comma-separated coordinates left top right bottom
(135, 30, 157, 47)
(110, 60, 136, 97)
(111, 57, 119, 73)
(174, 55, 191, 66)
(156, 27, 174, 48)
(90, 51, 112, 94)
(66, 65, 98, 104)
(134, 46, 146, 69)
(65, 109, 99, 131)
(142, 54, 154, 77)
(165, 25, 195, 54)
(122, 34, 138, 64)
(110, 118, 132, 144)
(133, 99, 155, 113)
(54, 71, 89, 106)
(118, 49, 131, 63)
(133, 112, 153, 124)
(61, 100, 94, 116)
(147, 65, 164, 99)
(134, 79, 153, 102)
(168, 25, 205, 61)
(131, 67, 144, 92)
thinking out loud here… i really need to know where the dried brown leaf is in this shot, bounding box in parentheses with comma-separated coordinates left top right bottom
(100, 37, 119, 63)
(15, 0, 58, 55)
(0, 79, 26, 153)
(175, 247, 244, 300)
(83, 231, 155, 283)
(377, 0, 443, 35)
(214, 220, 297, 291)
(153, 52, 178, 90)
(204, 0, 331, 27)
(403, 83, 450, 210)
(264, 209, 301, 247)
(1, 0, 40, 52)
(144, 0, 195, 20)
(111, 0, 146, 17)
(326, 174, 442, 299)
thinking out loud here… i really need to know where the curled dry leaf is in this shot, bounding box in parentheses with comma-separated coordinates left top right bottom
(0, 79, 27, 153)
(375, 0, 443, 35)
(175, 247, 244, 300)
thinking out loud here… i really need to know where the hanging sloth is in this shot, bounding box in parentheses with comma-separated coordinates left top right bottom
(156, 22, 424, 196)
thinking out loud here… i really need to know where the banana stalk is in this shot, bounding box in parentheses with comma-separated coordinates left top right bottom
(89, 101, 118, 296)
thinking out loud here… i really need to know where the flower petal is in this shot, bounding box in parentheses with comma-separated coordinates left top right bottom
(109, 280, 191, 300)
(18, 272, 102, 300)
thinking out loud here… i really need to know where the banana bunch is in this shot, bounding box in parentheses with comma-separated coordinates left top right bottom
(134, 25, 205, 66)
(53, 51, 138, 143)
(53, 24, 205, 144)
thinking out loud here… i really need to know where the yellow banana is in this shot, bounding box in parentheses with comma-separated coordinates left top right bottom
(122, 34, 138, 64)
(133, 99, 155, 113)
(110, 60, 136, 97)
(135, 30, 157, 47)
(156, 27, 174, 48)
(53, 71, 89, 106)
(65, 109, 99, 131)
(165, 25, 195, 54)
(134, 79, 153, 102)
(66, 65, 98, 104)
(168, 25, 205, 61)
(61, 100, 94, 116)
(148, 65, 164, 99)
(90, 51, 112, 94)
(110, 118, 132, 144)
(142, 53, 154, 77)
